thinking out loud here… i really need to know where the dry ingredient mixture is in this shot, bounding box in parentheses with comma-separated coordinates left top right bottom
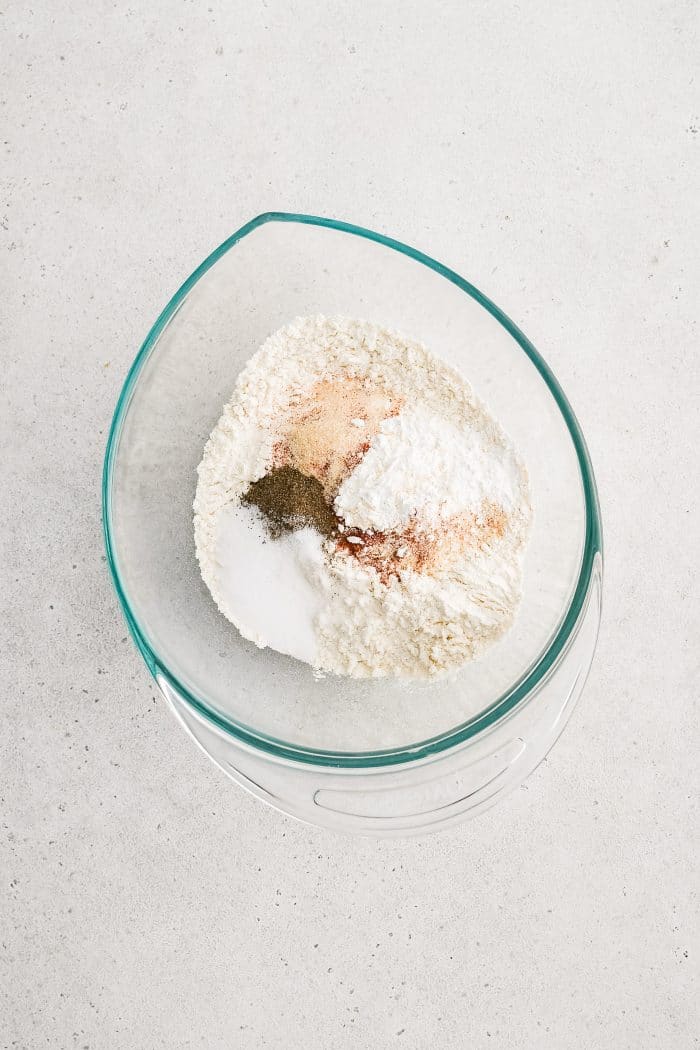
(194, 315, 532, 678)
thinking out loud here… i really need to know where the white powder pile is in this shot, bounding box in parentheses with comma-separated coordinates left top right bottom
(194, 315, 532, 679)
(334, 404, 519, 532)
(214, 503, 324, 665)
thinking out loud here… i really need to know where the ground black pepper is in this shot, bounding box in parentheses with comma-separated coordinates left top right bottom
(243, 466, 339, 538)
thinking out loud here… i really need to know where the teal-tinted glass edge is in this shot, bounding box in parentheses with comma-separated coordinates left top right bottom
(102, 212, 603, 769)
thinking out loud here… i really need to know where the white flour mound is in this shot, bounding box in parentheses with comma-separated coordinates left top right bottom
(194, 315, 532, 679)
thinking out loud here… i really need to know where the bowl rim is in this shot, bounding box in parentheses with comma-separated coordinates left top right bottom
(103, 211, 603, 769)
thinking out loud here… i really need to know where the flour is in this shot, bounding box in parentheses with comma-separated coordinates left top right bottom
(194, 315, 532, 678)
(317, 535, 525, 678)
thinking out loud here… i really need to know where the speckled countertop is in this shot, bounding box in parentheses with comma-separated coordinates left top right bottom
(2, 3, 698, 1047)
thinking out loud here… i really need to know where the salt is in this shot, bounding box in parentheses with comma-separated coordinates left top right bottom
(214, 502, 324, 665)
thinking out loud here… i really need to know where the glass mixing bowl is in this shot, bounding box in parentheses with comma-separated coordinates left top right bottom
(103, 213, 602, 836)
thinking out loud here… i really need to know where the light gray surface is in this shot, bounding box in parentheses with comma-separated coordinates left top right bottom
(2, 2, 698, 1047)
